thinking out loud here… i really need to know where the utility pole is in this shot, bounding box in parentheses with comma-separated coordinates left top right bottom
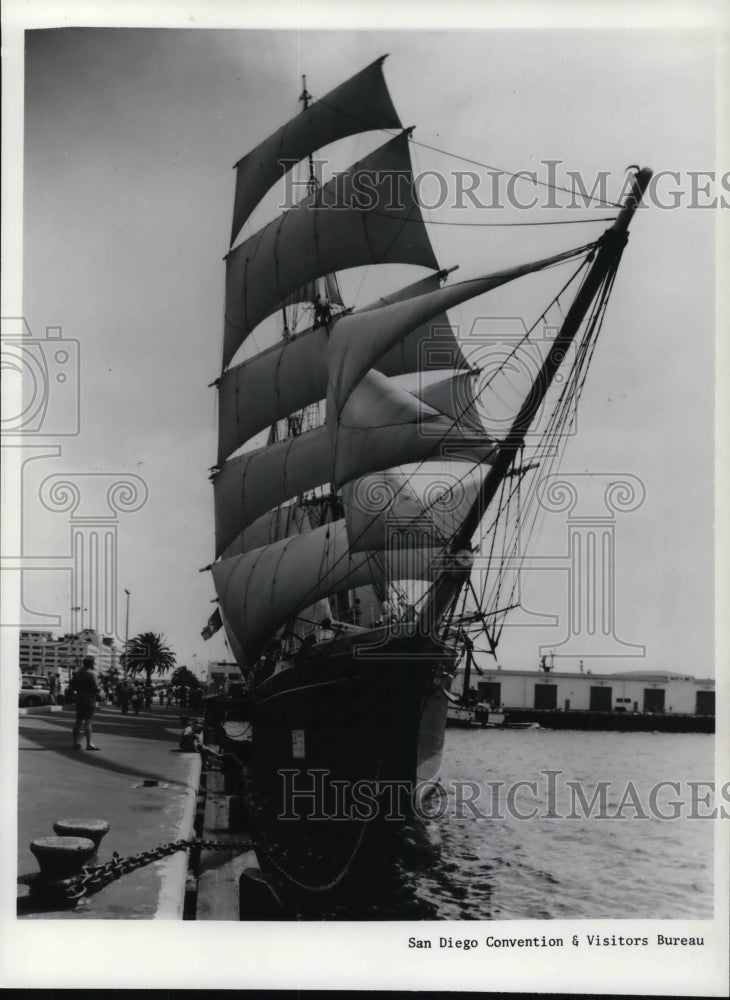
(69, 605, 86, 684)
(124, 588, 131, 678)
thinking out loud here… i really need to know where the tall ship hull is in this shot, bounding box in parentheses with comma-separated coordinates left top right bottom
(252, 627, 455, 803)
(242, 629, 454, 903)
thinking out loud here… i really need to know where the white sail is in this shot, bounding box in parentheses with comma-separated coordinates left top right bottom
(358, 272, 446, 310)
(223, 130, 438, 367)
(326, 262, 582, 428)
(217, 279, 455, 463)
(351, 270, 469, 375)
(213, 386, 495, 558)
(230, 56, 401, 245)
(215, 427, 326, 558)
(341, 463, 485, 552)
(211, 519, 446, 659)
(217, 327, 329, 463)
(328, 368, 496, 489)
(219, 502, 312, 561)
(219, 606, 248, 667)
(218, 256, 570, 460)
(415, 370, 487, 433)
(375, 314, 462, 377)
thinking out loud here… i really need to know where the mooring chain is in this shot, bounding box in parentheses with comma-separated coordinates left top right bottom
(60, 837, 251, 903)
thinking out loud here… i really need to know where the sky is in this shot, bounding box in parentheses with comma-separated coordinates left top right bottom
(10, 22, 719, 678)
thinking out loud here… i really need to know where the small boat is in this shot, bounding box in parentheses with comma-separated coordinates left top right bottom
(446, 702, 481, 728)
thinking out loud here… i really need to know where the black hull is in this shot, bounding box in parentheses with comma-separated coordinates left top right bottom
(244, 627, 455, 904)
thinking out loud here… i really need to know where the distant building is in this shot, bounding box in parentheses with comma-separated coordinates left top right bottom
(19, 629, 120, 682)
(454, 665, 715, 716)
(207, 661, 241, 693)
(18, 631, 62, 676)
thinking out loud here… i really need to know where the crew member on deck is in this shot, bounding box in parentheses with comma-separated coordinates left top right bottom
(313, 294, 330, 328)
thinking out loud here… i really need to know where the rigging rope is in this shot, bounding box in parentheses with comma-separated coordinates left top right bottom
(465, 254, 624, 643)
(310, 185, 616, 227)
(385, 216, 618, 228)
(308, 93, 624, 210)
(256, 244, 599, 643)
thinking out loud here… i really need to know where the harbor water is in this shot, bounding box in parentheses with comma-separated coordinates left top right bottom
(278, 729, 715, 920)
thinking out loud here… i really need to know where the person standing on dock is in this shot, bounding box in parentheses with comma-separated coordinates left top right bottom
(70, 656, 101, 750)
(119, 679, 132, 714)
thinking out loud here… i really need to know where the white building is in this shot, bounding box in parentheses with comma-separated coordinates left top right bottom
(18, 630, 62, 675)
(455, 665, 715, 716)
(207, 661, 241, 692)
(19, 629, 120, 682)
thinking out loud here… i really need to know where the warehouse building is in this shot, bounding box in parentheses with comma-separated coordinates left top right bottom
(456, 664, 715, 716)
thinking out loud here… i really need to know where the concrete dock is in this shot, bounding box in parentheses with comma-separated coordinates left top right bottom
(17, 702, 202, 919)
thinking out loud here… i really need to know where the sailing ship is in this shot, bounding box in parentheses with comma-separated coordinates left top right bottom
(204, 55, 651, 900)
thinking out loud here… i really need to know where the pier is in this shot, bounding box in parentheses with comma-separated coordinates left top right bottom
(503, 708, 714, 733)
(17, 700, 276, 920)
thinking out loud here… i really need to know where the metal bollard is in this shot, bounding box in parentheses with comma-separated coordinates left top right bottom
(53, 818, 110, 851)
(29, 836, 96, 904)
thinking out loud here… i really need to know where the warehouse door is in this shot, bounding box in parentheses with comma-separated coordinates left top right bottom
(643, 688, 665, 713)
(695, 691, 715, 716)
(534, 684, 557, 709)
(589, 686, 613, 711)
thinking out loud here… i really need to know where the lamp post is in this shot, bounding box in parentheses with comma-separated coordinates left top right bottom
(124, 589, 130, 678)
(71, 605, 82, 634)
(69, 605, 86, 685)
(70, 605, 81, 686)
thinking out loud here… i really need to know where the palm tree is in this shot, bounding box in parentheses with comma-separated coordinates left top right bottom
(121, 631, 176, 684)
(170, 666, 199, 689)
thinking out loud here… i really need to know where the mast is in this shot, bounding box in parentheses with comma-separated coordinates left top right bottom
(461, 634, 473, 705)
(419, 166, 653, 632)
(300, 75, 317, 194)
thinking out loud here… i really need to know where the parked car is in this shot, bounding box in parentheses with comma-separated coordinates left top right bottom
(19, 675, 54, 708)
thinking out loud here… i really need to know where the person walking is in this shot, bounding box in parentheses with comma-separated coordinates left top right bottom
(132, 684, 143, 715)
(70, 656, 101, 750)
(119, 680, 131, 714)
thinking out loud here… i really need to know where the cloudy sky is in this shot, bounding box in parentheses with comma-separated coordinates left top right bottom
(12, 19, 718, 678)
